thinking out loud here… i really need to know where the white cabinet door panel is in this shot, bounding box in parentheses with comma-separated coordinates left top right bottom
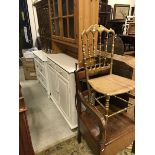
(58, 74, 70, 118)
(48, 65, 58, 103)
(47, 54, 77, 129)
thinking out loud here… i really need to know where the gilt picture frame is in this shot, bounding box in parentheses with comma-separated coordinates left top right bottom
(113, 4, 130, 20)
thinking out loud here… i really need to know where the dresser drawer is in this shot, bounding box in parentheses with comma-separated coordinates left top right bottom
(39, 66, 45, 76)
(34, 60, 39, 70)
(35, 59, 45, 76)
(35, 57, 44, 67)
(40, 75, 46, 88)
(56, 65, 69, 80)
(37, 72, 46, 88)
(47, 59, 56, 70)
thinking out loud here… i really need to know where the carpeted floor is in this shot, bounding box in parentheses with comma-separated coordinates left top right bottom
(20, 67, 134, 155)
(20, 67, 76, 153)
(36, 136, 134, 155)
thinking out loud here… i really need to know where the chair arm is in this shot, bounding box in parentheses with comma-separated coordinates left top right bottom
(113, 54, 135, 69)
(78, 91, 106, 133)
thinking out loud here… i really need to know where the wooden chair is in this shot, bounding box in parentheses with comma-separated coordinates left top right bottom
(75, 67, 135, 155)
(74, 24, 135, 155)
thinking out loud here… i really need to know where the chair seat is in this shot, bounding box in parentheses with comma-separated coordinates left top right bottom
(88, 74, 135, 96)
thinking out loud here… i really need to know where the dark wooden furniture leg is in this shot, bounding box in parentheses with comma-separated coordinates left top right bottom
(77, 95, 82, 143)
(19, 84, 35, 155)
(132, 140, 135, 153)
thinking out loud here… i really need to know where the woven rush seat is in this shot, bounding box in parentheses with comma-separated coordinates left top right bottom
(88, 74, 135, 96)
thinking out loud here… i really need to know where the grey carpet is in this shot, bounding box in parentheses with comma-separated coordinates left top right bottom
(19, 67, 134, 155)
(35, 136, 134, 155)
(20, 67, 76, 153)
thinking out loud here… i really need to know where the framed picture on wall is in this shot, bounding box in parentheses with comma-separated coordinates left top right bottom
(113, 4, 130, 20)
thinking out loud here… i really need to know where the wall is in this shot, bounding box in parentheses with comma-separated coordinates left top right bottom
(109, 0, 135, 7)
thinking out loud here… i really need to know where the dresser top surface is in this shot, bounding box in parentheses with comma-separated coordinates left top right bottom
(33, 50, 48, 61)
(46, 53, 78, 73)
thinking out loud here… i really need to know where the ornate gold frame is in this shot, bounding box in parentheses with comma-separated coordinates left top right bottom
(113, 4, 130, 20)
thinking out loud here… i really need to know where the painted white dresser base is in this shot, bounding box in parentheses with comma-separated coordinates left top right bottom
(33, 51, 78, 129)
(47, 53, 78, 129)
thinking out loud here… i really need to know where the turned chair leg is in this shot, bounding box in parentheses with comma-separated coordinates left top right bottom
(132, 140, 135, 153)
(76, 95, 81, 144)
(100, 148, 105, 155)
(77, 127, 81, 143)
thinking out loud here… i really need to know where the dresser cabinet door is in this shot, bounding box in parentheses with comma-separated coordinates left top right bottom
(48, 65, 58, 103)
(58, 74, 70, 118)
(46, 54, 78, 129)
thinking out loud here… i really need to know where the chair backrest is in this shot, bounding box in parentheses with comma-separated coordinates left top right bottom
(74, 66, 87, 94)
(81, 24, 115, 81)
